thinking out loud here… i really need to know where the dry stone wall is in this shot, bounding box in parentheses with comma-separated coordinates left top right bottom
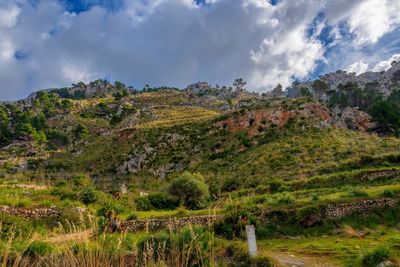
(119, 215, 221, 232)
(0, 205, 60, 219)
(324, 198, 399, 220)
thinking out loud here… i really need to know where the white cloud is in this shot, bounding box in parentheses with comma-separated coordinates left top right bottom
(345, 61, 369, 74)
(62, 64, 101, 84)
(344, 0, 400, 46)
(372, 54, 400, 71)
(0, 39, 14, 61)
(0, 0, 399, 100)
(0, 4, 20, 28)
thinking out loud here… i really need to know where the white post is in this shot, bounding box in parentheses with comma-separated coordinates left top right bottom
(246, 225, 257, 256)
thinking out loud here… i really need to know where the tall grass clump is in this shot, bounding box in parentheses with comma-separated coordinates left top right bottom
(137, 225, 214, 267)
(361, 247, 391, 267)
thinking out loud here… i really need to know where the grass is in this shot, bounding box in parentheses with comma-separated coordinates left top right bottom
(136, 106, 220, 129)
(258, 227, 400, 266)
(3, 94, 400, 265)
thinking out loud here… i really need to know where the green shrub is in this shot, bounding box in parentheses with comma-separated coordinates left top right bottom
(136, 233, 172, 263)
(214, 210, 256, 240)
(296, 205, 322, 226)
(255, 185, 269, 195)
(135, 196, 153, 211)
(361, 247, 390, 267)
(251, 255, 273, 267)
(268, 180, 283, 194)
(71, 174, 92, 188)
(222, 178, 242, 192)
(137, 226, 213, 266)
(24, 241, 53, 257)
(311, 194, 320, 201)
(276, 195, 294, 205)
(126, 212, 138, 220)
(380, 190, 400, 198)
(0, 214, 31, 240)
(176, 226, 213, 266)
(224, 243, 252, 266)
(51, 187, 78, 201)
(97, 202, 124, 218)
(147, 192, 180, 210)
(79, 187, 98, 205)
(57, 207, 88, 229)
(74, 123, 89, 139)
(168, 172, 209, 209)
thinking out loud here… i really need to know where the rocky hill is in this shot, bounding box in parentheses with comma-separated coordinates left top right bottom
(2, 76, 400, 266)
(288, 60, 400, 100)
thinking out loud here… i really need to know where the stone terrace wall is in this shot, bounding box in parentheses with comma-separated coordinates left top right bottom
(120, 215, 221, 232)
(324, 198, 399, 220)
(0, 205, 60, 219)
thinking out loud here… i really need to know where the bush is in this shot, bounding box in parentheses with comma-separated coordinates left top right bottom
(137, 226, 213, 266)
(24, 241, 53, 257)
(361, 247, 390, 267)
(369, 100, 400, 135)
(380, 190, 399, 198)
(127, 212, 138, 220)
(168, 172, 209, 209)
(268, 180, 283, 194)
(147, 192, 180, 210)
(74, 123, 89, 139)
(137, 233, 171, 263)
(222, 178, 242, 192)
(135, 197, 153, 211)
(251, 256, 273, 267)
(79, 187, 98, 205)
(0, 214, 31, 240)
(51, 187, 78, 201)
(97, 202, 124, 218)
(214, 210, 256, 240)
(224, 243, 252, 265)
(176, 226, 213, 266)
(71, 174, 92, 188)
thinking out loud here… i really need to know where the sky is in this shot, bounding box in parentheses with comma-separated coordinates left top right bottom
(0, 0, 400, 100)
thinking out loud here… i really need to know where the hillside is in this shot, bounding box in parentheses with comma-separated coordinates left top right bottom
(1, 78, 400, 266)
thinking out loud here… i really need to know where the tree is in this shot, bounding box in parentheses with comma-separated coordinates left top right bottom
(33, 130, 47, 145)
(80, 187, 98, 205)
(389, 88, 400, 106)
(168, 172, 209, 209)
(233, 78, 247, 92)
(369, 100, 400, 135)
(61, 99, 73, 111)
(114, 81, 126, 90)
(271, 84, 284, 97)
(299, 87, 312, 97)
(74, 124, 89, 139)
(312, 80, 328, 91)
(0, 106, 10, 145)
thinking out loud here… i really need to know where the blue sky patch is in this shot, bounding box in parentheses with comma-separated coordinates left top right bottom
(14, 50, 29, 61)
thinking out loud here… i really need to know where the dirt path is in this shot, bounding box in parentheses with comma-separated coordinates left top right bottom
(266, 251, 339, 267)
(44, 229, 94, 244)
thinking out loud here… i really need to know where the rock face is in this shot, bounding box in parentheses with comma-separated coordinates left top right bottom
(0, 206, 60, 219)
(324, 198, 398, 220)
(117, 144, 155, 175)
(290, 61, 400, 98)
(361, 170, 400, 181)
(119, 215, 221, 232)
(216, 102, 374, 136)
(338, 107, 375, 131)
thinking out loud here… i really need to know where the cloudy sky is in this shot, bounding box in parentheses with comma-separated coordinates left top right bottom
(0, 0, 400, 100)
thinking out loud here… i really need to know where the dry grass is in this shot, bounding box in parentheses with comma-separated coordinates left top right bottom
(0, 216, 217, 267)
(136, 106, 219, 129)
